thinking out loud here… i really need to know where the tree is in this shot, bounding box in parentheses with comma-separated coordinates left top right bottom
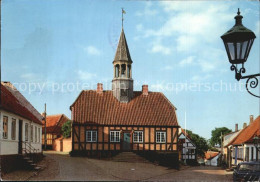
(62, 120, 72, 138)
(210, 127, 232, 147)
(185, 130, 209, 157)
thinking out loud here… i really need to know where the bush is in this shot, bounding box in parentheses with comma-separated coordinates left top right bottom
(62, 120, 71, 138)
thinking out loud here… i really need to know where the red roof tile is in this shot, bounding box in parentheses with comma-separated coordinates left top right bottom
(0, 83, 42, 125)
(229, 116, 260, 145)
(205, 151, 220, 160)
(42, 114, 70, 134)
(71, 90, 179, 126)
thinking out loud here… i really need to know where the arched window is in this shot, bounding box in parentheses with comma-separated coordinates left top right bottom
(115, 64, 119, 78)
(121, 64, 126, 77)
(127, 65, 131, 78)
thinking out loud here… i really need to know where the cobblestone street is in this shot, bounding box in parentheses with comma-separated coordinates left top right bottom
(16, 152, 233, 181)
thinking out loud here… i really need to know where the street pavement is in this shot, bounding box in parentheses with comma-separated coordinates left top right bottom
(24, 152, 233, 181)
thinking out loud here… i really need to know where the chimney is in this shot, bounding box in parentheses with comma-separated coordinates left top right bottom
(250, 115, 254, 124)
(235, 124, 238, 132)
(97, 83, 103, 94)
(142, 85, 148, 96)
(243, 122, 247, 129)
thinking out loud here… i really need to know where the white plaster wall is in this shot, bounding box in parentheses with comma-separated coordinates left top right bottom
(205, 155, 220, 166)
(0, 110, 42, 155)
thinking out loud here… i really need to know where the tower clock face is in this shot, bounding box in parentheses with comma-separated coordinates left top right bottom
(108, 18, 121, 52)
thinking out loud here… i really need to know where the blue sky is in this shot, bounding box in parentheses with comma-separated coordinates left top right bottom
(2, 0, 259, 139)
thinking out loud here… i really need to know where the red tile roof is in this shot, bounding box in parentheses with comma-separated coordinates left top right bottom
(229, 116, 260, 146)
(205, 151, 220, 160)
(0, 83, 42, 125)
(70, 90, 179, 126)
(42, 114, 70, 134)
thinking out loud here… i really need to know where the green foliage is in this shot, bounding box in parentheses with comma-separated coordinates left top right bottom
(185, 130, 209, 157)
(62, 120, 72, 138)
(210, 127, 232, 147)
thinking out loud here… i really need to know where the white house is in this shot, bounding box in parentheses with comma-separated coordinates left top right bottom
(178, 129, 197, 162)
(227, 115, 260, 166)
(0, 82, 43, 173)
(205, 151, 221, 166)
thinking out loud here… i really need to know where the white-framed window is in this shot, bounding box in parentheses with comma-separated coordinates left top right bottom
(133, 131, 143, 143)
(156, 132, 166, 143)
(35, 126, 37, 142)
(25, 123, 29, 141)
(11, 118, 16, 140)
(86, 130, 97, 142)
(3, 116, 8, 139)
(38, 128, 40, 143)
(30, 125, 33, 142)
(110, 131, 120, 142)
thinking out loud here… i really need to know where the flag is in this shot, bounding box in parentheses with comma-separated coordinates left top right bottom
(122, 9, 126, 14)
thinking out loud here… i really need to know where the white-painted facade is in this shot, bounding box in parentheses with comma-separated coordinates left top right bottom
(0, 110, 42, 155)
(231, 144, 260, 165)
(205, 154, 220, 166)
(179, 133, 196, 160)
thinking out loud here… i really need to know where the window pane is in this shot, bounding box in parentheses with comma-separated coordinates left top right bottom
(87, 131, 91, 142)
(35, 126, 37, 142)
(25, 124, 29, 141)
(156, 132, 160, 143)
(162, 132, 166, 142)
(241, 41, 248, 59)
(116, 131, 120, 142)
(236, 42, 241, 59)
(12, 119, 16, 140)
(3, 116, 8, 139)
(111, 132, 114, 142)
(133, 132, 137, 142)
(31, 126, 33, 142)
(227, 43, 235, 60)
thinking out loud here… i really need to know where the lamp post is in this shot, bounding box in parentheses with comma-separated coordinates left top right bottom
(221, 8, 260, 98)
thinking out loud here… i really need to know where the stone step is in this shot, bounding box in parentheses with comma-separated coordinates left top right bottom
(34, 166, 41, 170)
(112, 152, 150, 163)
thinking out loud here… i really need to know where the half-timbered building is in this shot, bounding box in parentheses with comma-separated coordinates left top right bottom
(42, 114, 69, 149)
(178, 129, 197, 162)
(70, 28, 180, 158)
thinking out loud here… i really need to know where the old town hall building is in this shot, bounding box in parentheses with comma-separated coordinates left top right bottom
(70, 27, 180, 159)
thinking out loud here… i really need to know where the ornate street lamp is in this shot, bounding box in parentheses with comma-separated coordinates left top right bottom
(253, 135, 260, 152)
(221, 9, 260, 98)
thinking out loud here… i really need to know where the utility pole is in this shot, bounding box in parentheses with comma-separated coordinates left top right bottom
(0, 0, 2, 106)
(44, 103, 47, 150)
(0, 0, 2, 180)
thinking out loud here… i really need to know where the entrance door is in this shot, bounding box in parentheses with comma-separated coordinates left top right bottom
(123, 133, 131, 151)
(18, 120, 23, 154)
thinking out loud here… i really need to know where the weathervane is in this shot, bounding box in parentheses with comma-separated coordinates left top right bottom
(122, 8, 126, 28)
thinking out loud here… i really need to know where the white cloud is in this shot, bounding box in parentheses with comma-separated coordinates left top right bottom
(179, 56, 195, 67)
(136, 24, 143, 32)
(20, 73, 36, 79)
(77, 70, 96, 80)
(136, 2, 158, 17)
(150, 43, 171, 55)
(84, 46, 101, 55)
(151, 83, 164, 91)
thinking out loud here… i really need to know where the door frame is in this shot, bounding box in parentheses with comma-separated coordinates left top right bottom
(18, 120, 23, 154)
(121, 131, 132, 151)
